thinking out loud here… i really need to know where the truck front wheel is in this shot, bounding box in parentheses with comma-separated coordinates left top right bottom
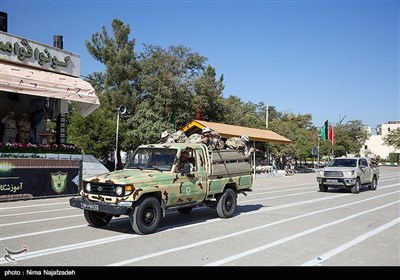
(84, 210, 112, 227)
(130, 196, 162, 235)
(217, 188, 237, 218)
(319, 184, 328, 192)
(351, 179, 361, 194)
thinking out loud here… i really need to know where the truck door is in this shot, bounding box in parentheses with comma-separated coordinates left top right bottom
(172, 149, 207, 205)
(359, 158, 371, 184)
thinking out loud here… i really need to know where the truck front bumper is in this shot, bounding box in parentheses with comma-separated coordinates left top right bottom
(317, 177, 357, 187)
(69, 197, 132, 215)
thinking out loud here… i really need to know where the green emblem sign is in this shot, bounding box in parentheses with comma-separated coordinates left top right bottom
(51, 171, 67, 194)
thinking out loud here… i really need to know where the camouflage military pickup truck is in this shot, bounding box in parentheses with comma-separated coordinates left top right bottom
(316, 156, 379, 194)
(70, 143, 253, 234)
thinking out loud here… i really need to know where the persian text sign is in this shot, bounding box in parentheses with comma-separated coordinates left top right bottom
(0, 158, 81, 201)
(0, 31, 80, 77)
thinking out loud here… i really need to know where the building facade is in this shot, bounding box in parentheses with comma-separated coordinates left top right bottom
(360, 121, 400, 160)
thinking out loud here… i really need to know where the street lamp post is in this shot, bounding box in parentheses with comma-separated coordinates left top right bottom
(115, 105, 126, 171)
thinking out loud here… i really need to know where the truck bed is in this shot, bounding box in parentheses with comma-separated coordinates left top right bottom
(211, 150, 251, 175)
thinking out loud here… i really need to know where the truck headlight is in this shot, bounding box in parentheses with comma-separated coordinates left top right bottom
(115, 186, 123, 196)
(344, 170, 355, 176)
(85, 183, 91, 192)
(319, 170, 324, 176)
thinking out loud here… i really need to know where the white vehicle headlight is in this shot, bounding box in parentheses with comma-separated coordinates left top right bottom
(344, 170, 355, 176)
(319, 170, 324, 176)
(115, 186, 123, 196)
(85, 183, 91, 192)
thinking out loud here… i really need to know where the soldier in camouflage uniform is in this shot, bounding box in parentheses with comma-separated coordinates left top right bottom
(197, 127, 213, 149)
(240, 135, 256, 158)
(1, 111, 18, 144)
(225, 137, 246, 150)
(18, 113, 31, 144)
(197, 127, 224, 150)
(160, 130, 175, 144)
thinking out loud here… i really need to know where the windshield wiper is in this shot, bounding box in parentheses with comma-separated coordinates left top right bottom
(126, 166, 143, 171)
(147, 166, 163, 172)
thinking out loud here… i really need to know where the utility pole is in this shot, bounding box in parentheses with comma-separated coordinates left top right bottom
(115, 113, 120, 171)
(265, 103, 269, 165)
(115, 105, 126, 171)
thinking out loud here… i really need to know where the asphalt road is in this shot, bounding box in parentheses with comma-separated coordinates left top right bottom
(0, 166, 399, 270)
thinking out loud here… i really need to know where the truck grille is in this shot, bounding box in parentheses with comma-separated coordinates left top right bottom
(90, 183, 115, 196)
(324, 171, 343, 177)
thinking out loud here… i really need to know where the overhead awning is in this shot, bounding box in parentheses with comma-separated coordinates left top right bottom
(180, 120, 292, 144)
(0, 61, 100, 117)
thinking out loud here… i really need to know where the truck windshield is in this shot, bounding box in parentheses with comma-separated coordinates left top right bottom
(330, 159, 357, 167)
(125, 148, 177, 171)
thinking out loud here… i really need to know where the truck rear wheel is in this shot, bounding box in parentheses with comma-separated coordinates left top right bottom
(319, 184, 328, 192)
(84, 210, 112, 227)
(351, 179, 361, 194)
(130, 196, 162, 235)
(369, 177, 378, 191)
(217, 188, 237, 218)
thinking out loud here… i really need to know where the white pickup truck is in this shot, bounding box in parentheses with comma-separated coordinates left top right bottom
(317, 157, 379, 194)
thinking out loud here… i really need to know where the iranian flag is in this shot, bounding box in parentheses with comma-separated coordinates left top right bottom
(320, 120, 328, 141)
(329, 123, 334, 145)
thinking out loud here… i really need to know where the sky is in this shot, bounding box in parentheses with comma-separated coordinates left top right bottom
(1, 0, 399, 131)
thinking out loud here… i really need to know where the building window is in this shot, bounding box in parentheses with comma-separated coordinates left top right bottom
(364, 145, 368, 150)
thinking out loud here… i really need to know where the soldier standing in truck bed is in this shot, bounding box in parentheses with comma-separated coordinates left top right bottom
(160, 130, 175, 144)
(240, 135, 256, 158)
(197, 127, 224, 150)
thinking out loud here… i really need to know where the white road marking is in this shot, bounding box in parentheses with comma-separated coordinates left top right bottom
(0, 214, 82, 227)
(0, 225, 87, 241)
(0, 217, 221, 265)
(0, 207, 75, 218)
(1, 184, 398, 265)
(108, 190, 399, 266)
(301, 217, 400, 266)
(204, 201, 399, 266)
(0, 201, 69, 211)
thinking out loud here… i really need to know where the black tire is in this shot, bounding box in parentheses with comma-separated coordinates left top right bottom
(369, 177, 378, 191)
(177, 206, 194, 214)
(130, 196, 162, 235)
(84, 210, 112, 227)
(217, 188, 237, 218)
(319, 184, 328, 192)
(351, 179, 361, 194)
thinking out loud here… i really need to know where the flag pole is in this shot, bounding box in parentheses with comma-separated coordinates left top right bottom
(317, 134, 320, 168)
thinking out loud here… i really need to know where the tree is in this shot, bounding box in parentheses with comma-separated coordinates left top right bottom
(383, 129, 400, 150)
(67, 108, 114, 168)
(135, 44, 206, 129)
(333, 120, 368, 157)
(68, 19, 139, 169)
(221, 96, 246, 125)
(193, 65, 225, 122)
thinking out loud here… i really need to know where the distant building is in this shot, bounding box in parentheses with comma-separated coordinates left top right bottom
(360, 121, 400, 159)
